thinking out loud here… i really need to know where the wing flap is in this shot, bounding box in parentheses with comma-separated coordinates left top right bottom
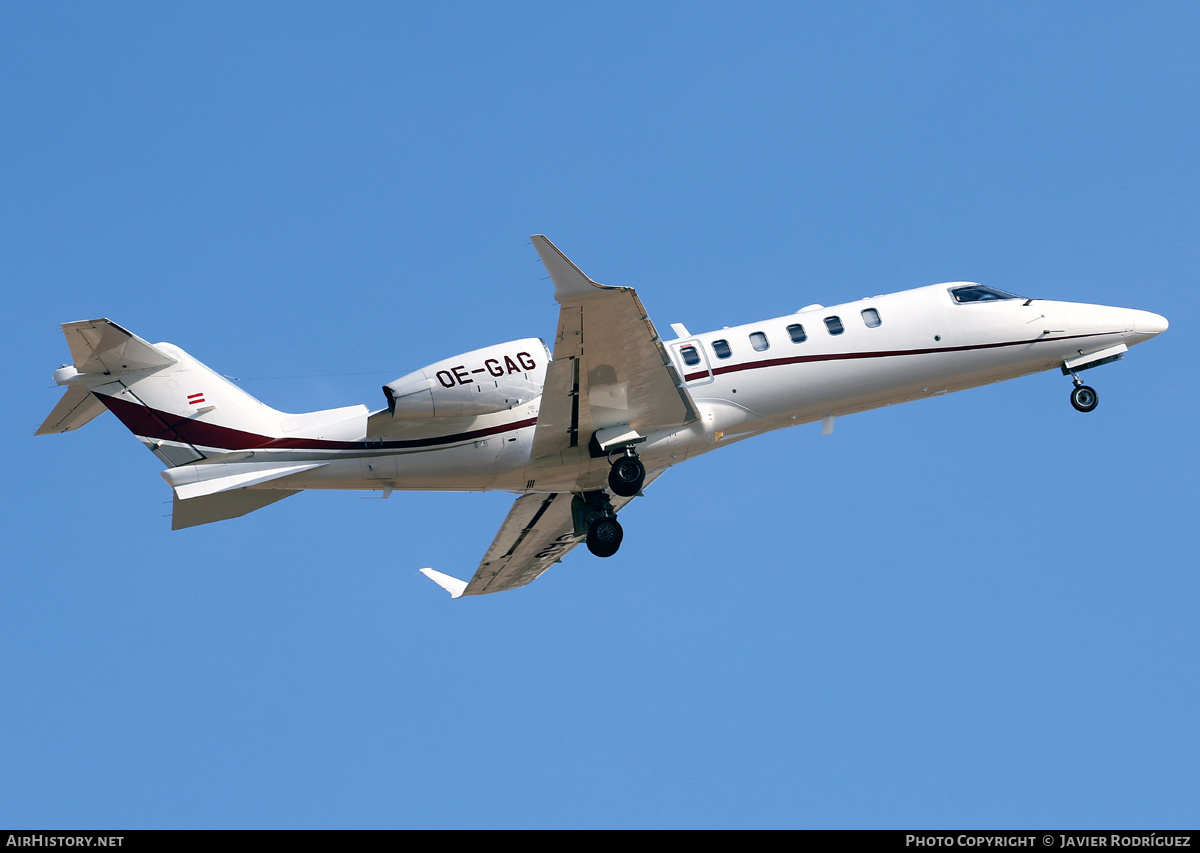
(463, 492, 582, 595)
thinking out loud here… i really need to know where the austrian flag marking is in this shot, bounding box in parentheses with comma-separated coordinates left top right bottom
(187, 393, 206, 406)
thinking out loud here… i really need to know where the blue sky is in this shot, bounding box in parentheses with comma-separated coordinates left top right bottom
(2, 2, 1197, 828)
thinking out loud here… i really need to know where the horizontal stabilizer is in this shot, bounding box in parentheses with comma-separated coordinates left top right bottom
(419, 568, 468, 598)
(35, 385, 107, 435)
(62, 319, 176, 375)
(163, 461, 327, 500)
(172, 488, 297, 530)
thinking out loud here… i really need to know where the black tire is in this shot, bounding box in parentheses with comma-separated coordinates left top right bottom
(1070, 385, 1099, 413)
(607, 456, 646, 497)
(586, 516, 624, 558)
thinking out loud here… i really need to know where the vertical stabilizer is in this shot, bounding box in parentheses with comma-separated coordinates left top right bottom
(40, 319, 369, 467)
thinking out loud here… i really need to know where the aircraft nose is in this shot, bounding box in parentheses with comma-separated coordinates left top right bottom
(1134, 310, 1169, 337)
(1066, 304, 1169, 343)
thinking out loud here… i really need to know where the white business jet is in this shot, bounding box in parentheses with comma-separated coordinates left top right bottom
(38, 236, 1168, 597)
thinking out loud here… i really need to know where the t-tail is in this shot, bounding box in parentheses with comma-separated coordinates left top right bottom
(37, 319, 367, 529)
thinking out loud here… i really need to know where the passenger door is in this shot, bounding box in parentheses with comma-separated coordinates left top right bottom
(672, 340, 713, 386)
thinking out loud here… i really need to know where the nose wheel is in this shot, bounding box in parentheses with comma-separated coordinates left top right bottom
(1064, 363, 1100, 413)
(1070, 384, 1099, 413)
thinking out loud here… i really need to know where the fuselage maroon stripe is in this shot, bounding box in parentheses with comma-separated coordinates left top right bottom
(97, 393, 537, 452)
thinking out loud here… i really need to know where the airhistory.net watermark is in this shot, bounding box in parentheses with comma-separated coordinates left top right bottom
(6, 837, 123, 847)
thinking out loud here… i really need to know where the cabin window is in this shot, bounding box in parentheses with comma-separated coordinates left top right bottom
(712, 339, 732, 359)
(680, 345, 701, 366)
(950, 285, 1022, 303)
(750, 331, 769, 352)
(824, 316, 844, 335)
(861, 308, 881, 328)
(787, 323, 807, 343)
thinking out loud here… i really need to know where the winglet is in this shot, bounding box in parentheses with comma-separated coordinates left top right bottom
(420, 568, 468, 599)
(530, 235, 617, 302)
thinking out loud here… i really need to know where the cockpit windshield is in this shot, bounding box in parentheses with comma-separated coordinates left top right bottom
(950, 285, 1025, 304)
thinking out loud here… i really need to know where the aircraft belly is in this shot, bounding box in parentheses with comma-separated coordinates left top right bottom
(251, 444, 509, 492)
(509, 446, 589, 492)
(493, 425, 692, 493)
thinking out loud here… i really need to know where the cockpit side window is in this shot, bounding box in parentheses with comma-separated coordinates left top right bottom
(950, 285, 1023, 303)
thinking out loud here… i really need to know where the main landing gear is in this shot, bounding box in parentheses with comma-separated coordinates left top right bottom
(574, 490, 624, 558)
(607, 447, 646, 497)
(587, 515, 623, 558)
(576, 446, 643, 558)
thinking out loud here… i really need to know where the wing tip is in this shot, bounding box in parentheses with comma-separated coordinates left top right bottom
(529, 234, 617, 301)
(420, 568, 468, 599)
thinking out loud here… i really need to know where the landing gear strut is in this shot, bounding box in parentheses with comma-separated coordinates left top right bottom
(574, 490, 625, 558)
(1065, 365, 1099, 413)
(607, 447, 646, 497)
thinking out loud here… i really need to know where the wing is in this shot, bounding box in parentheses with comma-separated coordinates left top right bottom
(457, 492, 581, 596)
(528, 236, 698, 460)
(421, 472, 660, 598)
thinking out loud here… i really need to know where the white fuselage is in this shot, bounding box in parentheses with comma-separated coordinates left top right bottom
(225, 282, 1167, 497)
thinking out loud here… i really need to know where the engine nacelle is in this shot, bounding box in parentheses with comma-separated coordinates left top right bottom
(383, 338, 549, 419)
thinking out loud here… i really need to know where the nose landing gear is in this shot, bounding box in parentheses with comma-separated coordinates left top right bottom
(1070, 383, 1099, 413)
(1064, 364, 1099, 413)
(1061, 345, 1128, 414)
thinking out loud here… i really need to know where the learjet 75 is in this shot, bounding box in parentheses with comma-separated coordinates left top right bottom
(37, 237, 1168, 597)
